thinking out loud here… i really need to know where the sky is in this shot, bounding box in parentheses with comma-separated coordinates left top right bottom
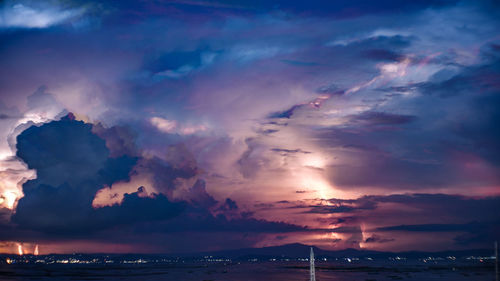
(0, 0, 499, 255)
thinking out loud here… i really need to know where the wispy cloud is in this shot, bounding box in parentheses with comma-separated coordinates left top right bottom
(0, 1, 84, 28)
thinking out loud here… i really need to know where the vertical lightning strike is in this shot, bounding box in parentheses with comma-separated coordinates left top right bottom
(359, 223, 367, 249)
(17, 244, 23, 255)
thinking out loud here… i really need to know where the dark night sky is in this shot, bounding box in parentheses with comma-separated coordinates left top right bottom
(0, 0, 499, 254)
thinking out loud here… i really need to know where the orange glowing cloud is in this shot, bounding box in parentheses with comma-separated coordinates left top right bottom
(92, 173, 157, 208)
(0, 160, 35, 210)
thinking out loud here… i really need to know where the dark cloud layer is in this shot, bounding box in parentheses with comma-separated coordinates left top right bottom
(76, 0, 462, 22)
(290, 193, 500, 247)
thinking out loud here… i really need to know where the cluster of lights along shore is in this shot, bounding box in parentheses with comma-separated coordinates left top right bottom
(2, 254, 496, 265)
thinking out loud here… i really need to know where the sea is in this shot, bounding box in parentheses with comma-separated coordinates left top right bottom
(0, 259, 495, 281)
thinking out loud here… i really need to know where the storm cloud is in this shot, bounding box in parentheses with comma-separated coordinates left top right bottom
(0, 0, 499, 253)
(4, 115, 308, 251)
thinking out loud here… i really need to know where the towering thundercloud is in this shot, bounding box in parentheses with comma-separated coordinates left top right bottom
(310, 247, 316, 281)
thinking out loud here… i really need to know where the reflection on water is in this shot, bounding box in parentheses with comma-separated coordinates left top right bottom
(0, 261, 494, 281)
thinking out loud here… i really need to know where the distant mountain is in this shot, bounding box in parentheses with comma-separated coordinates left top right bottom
(3, 243, 491, 260)
(178, 243, 493, 260)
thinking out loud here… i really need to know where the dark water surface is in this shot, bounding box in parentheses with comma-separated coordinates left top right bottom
(0, 262, 495, 281)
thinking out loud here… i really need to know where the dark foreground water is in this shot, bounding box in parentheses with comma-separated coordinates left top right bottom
(0, 261, 495, 281)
